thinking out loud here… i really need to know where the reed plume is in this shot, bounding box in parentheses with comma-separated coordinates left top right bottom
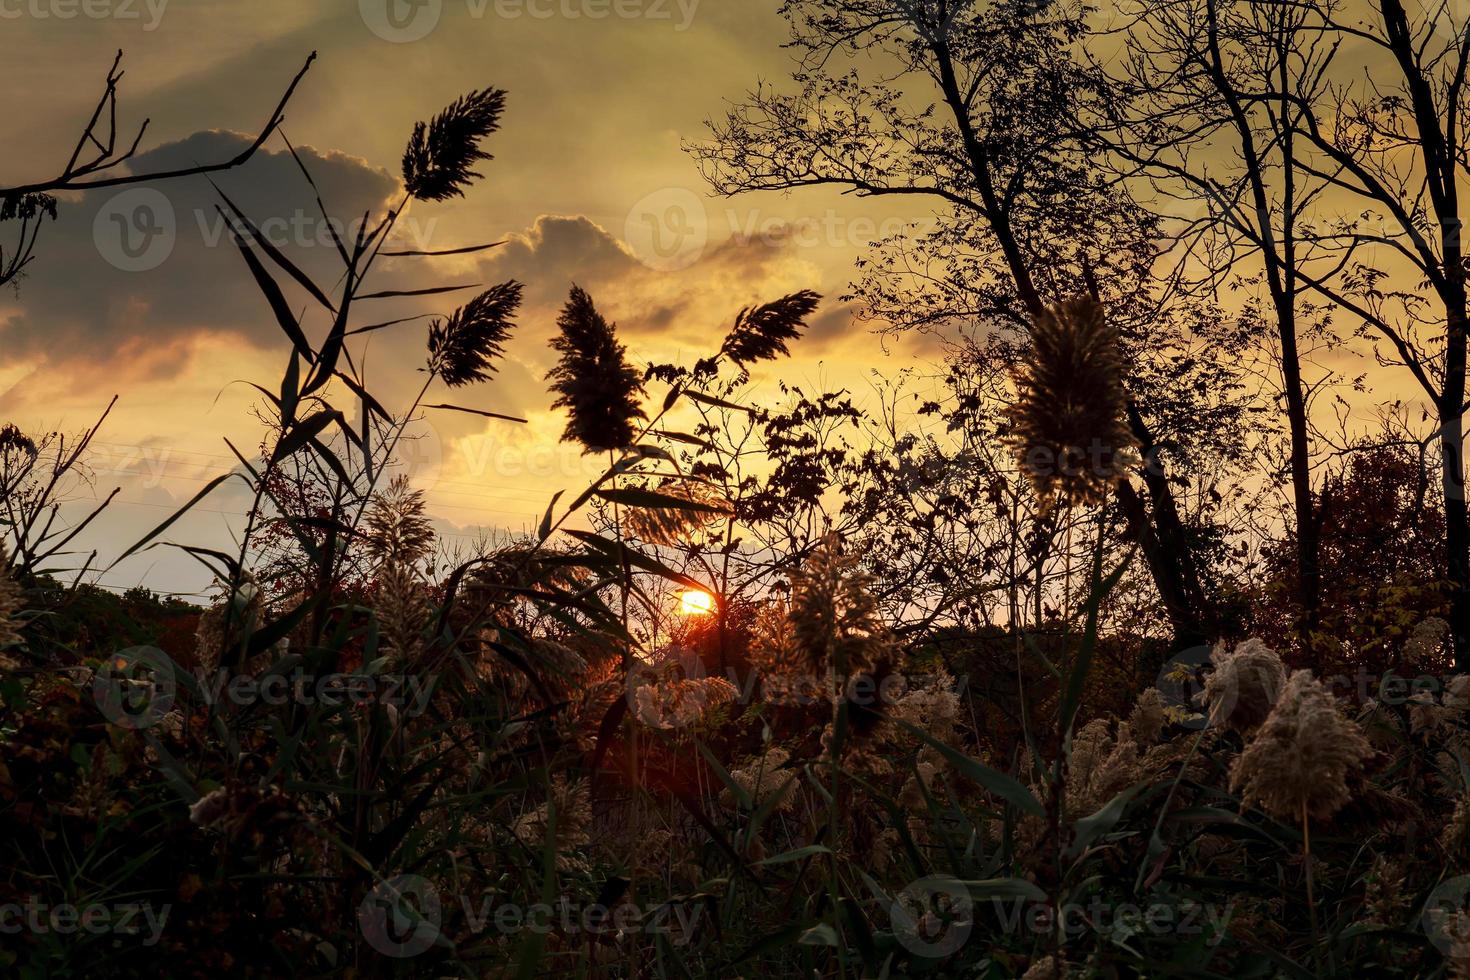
(720, 290, 821, 366)
(1230, 669, 1373, 822)
(364, 475, 435, 566)
(427, 280, 522, 387)
(402, 88, 507, 202)
(1005, 296, 1137, 506)
(1200, 638, 1287, 733)
(547, 285, 646, 453)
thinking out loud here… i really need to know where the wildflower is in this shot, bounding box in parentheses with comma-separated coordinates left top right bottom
(402, 88, 507, 202)
(1199, 638, 1287, 733)
(547, 286, 646, 453)
(1230, 670, 1374, 822)
(1129, 687, 1168, 745)
(720, 290, 821, 367)
(1005, 295, 1138, 507)
(427, 280, 522, 387)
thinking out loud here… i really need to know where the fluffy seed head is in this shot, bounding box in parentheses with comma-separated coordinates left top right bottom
(1200, 638, 1288, 733)
(1230, 669, 1374, 822)
(787, 534, 893, 680)
(1005, 296, 1138, 507)
(547, 286, 646, 453)
(427, 280, 522, 387)
(364, 475, 435, 566)
(720, 290, 821, 366)
(402, 88, 507, 202)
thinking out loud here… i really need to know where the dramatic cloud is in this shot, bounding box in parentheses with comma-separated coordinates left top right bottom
(0, 131, 399, 368)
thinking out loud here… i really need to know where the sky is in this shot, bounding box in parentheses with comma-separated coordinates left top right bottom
(0, 0, 938, 598)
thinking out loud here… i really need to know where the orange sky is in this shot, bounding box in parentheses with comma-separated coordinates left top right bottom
(0, 1, 940, 596)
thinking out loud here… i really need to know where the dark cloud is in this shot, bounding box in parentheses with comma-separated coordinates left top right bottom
(1, 131, 398, 366)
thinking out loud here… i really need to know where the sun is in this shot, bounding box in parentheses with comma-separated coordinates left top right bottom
(679, 589, 715, 615)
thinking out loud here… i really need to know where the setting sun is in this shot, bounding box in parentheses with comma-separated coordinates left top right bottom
(679, 589, 715, 615)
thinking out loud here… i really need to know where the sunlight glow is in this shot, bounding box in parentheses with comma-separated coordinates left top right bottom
(679, 589, 715, 615)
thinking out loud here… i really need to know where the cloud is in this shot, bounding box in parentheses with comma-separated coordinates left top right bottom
(0, 131, 399, 369)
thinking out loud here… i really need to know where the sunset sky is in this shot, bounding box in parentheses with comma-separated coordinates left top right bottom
(0, 0, 937, 597)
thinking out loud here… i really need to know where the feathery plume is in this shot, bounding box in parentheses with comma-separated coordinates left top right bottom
(402, 88, 507, 202)
(720, 290, 821, 366)
(364, 475, 436, 566)
(1129, 687, 1168, 745)
(787, 534, 894, 680)
(375, 560, 431, 660)
(1230, 669, 1374, 821)
(1199, 638, 1287, 733)
(427, 280, 522, 387)
(1405, 616, 1451, 666)
(621, 479, 730, 545)
(547, 286, 646, 453)
(1005, 296, 1137, 507)
(722, 746, 798, 812)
